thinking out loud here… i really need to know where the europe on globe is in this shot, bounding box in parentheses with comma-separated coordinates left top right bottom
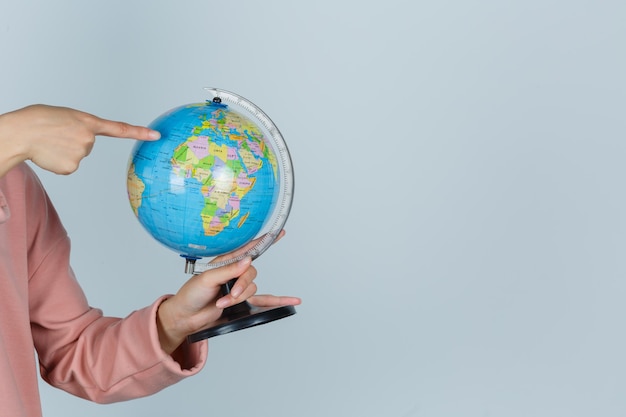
(126, 89, 293, 273)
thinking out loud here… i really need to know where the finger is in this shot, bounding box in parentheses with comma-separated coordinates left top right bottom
(248, 295, 302, 307)
(92, 117, 161, 141)
(273, 229, 286, 244)
(197, 256, 253, 289)
(229, 265, 258, 299)
(216, 282, 258, 308)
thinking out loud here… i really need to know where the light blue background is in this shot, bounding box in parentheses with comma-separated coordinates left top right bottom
(2, 1, 626, 416)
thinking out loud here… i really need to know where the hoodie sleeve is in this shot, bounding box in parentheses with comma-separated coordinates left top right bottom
(23, 164, 208, 403)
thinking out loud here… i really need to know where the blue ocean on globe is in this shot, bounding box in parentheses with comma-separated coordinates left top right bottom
(127, 101, 279, 259)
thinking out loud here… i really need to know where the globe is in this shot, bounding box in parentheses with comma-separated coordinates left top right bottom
(126, 88, 294, 273)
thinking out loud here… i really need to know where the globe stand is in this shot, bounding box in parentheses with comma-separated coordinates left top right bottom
(184, 259, 297, 343)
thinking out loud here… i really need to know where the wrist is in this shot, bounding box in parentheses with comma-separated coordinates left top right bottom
(156, 298, 186, 355)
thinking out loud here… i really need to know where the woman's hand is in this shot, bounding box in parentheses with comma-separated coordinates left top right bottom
(0, 104, 160, 177)
(156, 232, 301, 354)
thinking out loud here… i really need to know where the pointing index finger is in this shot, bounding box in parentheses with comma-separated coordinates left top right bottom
(93, 116, 160, 141)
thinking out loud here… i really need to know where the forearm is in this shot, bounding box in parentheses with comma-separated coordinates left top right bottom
(37, 299, 207, 403)
(27, 228, 206, 403)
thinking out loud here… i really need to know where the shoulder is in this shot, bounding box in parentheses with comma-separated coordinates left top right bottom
(0, 163, 47, 216)
(0, 162, 63, 233)
(1, 162, 44, 193)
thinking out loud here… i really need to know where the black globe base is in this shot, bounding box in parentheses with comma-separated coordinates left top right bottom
(187, 279, 296, 343)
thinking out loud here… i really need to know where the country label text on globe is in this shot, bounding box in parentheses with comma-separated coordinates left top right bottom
(127, 102, 279, 258)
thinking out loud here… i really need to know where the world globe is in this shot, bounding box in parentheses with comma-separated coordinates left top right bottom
(126, 88, 296, 341)
(127, 88, 294, 273)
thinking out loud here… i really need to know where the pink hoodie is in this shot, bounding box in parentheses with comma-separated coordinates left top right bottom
(0, 163, 207, 417)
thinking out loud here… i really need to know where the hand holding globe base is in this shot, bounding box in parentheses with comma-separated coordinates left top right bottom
(187, 278, 297, 342)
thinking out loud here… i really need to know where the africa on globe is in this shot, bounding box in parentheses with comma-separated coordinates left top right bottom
(126, 89, 294, 271)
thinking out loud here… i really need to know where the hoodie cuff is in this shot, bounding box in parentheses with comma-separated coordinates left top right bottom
(144, 295, 208, 375)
